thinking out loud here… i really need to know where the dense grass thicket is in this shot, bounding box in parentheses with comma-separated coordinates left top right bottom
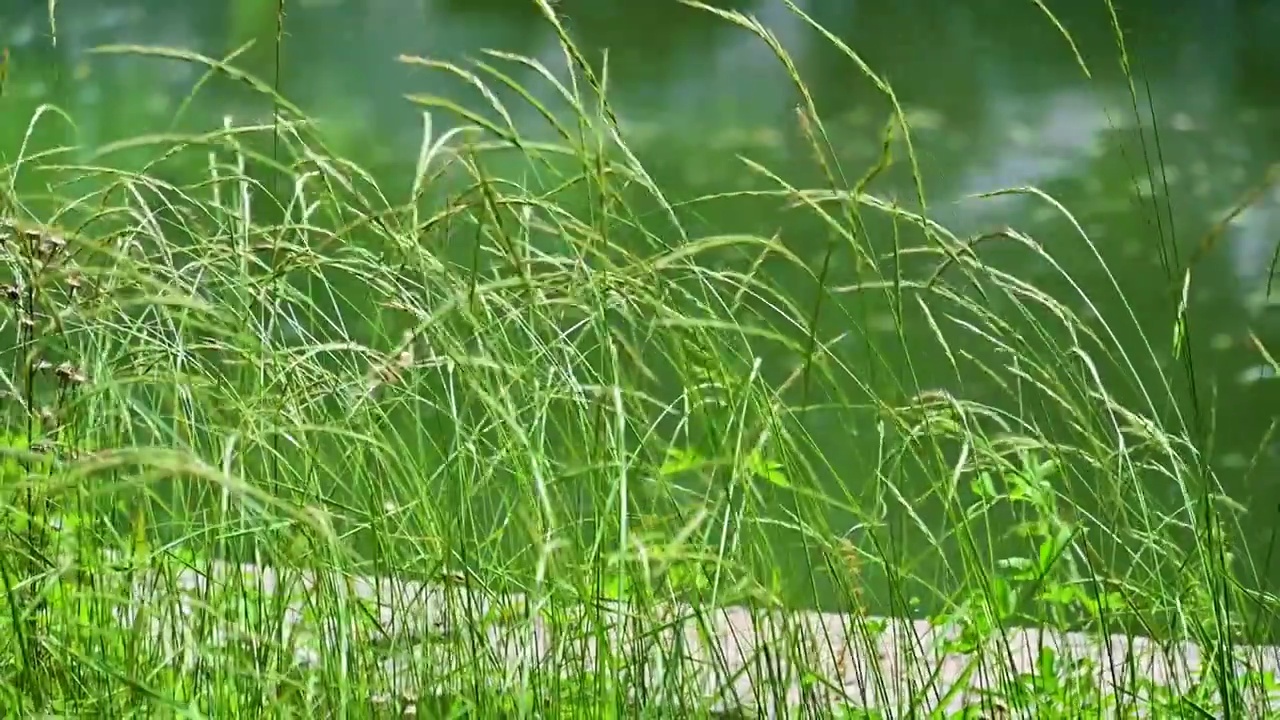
(0, 0, 1277, 717)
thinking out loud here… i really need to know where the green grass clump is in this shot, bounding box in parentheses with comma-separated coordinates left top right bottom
(0, 0, 1276, 717)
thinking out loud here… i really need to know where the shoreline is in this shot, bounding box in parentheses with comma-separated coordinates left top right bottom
(67, 552, 1280, 715)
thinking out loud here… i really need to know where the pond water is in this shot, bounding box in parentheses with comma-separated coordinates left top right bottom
(4, 0, 1280, 621)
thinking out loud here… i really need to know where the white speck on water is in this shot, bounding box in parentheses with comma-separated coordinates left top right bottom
(1237, 364, 1278, 384)
(1170, 113, 1198, 132)
(8, 22, 37, 47)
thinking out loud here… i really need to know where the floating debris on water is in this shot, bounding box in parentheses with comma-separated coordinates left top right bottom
(1219, 452, 1248, 470)
(1237, 364, 1278, 384)
(1242, 289, 1280, 315)
(1131, 177, 1160, 199)
(1170, 112, 1198, 132)
(708, 125, 783, 152)
(901, 106, 945, 132)
(1030, 206, 1058, 225)
(1008, 121, 1035, 148)
(839, 107, 873, 127)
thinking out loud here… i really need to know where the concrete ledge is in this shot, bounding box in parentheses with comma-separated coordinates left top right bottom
(75, 552, 1280, 715)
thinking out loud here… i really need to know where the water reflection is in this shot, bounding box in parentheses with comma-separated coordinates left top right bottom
(947, 86, 1120, 223)
(4, 0, 1280, 604)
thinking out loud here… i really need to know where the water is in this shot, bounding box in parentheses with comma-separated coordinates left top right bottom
(4, 0, 1280, 621)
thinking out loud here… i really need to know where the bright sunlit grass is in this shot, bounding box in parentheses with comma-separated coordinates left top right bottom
(0, 0, 1275, 717)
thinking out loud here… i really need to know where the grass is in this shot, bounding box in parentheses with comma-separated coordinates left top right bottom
(0, 0, 1278, 717)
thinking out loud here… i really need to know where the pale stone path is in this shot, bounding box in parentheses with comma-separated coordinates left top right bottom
(89, 553, 1280, 716)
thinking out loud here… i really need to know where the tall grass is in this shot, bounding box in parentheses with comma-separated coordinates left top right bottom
(0, 0, 1275, 717)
